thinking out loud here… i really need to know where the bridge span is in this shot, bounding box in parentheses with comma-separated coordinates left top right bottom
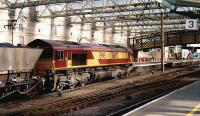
(128, 30, 200, 51)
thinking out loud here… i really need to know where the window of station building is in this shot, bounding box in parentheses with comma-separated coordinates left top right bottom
(57, 50, 65, 60)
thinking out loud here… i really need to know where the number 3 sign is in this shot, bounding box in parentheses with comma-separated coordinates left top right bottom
(185, 19, 199, 30)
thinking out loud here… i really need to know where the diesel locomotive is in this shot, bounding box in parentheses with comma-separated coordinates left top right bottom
(28, 39, 134, 91)
(0, 39, 134, 99)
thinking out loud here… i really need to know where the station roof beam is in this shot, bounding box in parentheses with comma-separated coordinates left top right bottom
(38, 2, 161, 18)
(9, 0, 83, 9)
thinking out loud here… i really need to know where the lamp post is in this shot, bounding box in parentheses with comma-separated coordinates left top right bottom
(161, 12, 165, 72)
(4, 19, 17, 45)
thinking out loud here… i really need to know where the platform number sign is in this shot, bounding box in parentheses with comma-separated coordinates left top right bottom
(185, 19, 199, 30)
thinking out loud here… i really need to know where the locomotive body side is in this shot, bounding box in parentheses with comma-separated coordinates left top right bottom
(65, 50, 133, 69)
(28, 39, 133, 72)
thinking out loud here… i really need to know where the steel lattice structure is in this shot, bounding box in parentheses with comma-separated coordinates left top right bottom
(0, 0, 200, 37)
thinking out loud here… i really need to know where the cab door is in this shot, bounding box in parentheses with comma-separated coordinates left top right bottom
(54, 50, 67, 68)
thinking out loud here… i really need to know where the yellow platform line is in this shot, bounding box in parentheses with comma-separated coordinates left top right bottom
(186, 103, 200, 116)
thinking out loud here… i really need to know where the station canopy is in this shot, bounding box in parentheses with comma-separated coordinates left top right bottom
(0, 0, 200, 37)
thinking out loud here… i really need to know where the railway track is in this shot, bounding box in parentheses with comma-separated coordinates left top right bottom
(108, 77, 193, 116)
(41, 66, 187, 97)
(0, 67, 147, 104)
(8, 66, 200, 116)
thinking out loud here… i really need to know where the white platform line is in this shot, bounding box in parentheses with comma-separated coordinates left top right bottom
(123, 81, 200, 116)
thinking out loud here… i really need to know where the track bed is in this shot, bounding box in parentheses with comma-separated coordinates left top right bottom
(1, 66, 200, 115)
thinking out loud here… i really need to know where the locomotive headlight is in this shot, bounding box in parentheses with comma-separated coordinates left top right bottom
(0, 81, 2, 84)
(42, 78, 45, 86)
(32, 76, 37, 79)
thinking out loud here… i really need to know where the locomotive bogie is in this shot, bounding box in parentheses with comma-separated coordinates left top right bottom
(47, 65, 133, 91)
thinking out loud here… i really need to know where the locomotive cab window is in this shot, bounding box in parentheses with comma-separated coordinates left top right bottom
(57, 50, 65, 60)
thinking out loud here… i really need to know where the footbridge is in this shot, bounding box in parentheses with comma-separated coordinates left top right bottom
(127, 30, 200, 51)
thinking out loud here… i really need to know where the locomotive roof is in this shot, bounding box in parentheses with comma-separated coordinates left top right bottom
(28, 39, 131, 52)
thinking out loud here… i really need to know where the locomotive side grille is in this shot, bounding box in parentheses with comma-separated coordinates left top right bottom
(72, 54, 87, 66)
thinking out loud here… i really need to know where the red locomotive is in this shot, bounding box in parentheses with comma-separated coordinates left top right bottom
(28, 39, 134, 91)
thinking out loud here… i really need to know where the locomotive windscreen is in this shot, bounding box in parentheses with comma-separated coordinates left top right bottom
(39, 48, 53, 60)
(72, 54, 87, 66)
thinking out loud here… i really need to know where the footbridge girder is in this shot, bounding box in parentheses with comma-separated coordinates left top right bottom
(128, 30, 200, 51)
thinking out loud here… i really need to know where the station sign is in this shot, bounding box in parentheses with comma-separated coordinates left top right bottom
(185, 19, 199, 30)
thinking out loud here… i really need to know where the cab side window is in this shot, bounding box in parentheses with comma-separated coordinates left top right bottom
(57, 50, 64, 60)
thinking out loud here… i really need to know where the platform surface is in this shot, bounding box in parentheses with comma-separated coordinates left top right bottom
(168, 59, 200, 63)
(132, 59, 200, 67)
(132, 63, 163, 67)
(124, 81, 200, 116)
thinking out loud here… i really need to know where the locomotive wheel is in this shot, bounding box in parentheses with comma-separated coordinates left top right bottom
(0, 90, 3, 97)
(69, 84, 76, 89)
(115, 72, 122, 79)
(0, 88, 4, 95)
(57, 84, 64, 91)
(81, 81, 86, 87)
(86, 77, 93, 83)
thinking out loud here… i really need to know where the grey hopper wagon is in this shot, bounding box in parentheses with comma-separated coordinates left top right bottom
(0, 43, 43, 100)
(0, 47, 43, 74)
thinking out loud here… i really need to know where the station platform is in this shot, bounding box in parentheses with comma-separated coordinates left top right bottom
(133, 59, 200, 67)
(132, 63, 165, 67)
(167, 59, 200, 63)
(123, 81, 200, 116)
